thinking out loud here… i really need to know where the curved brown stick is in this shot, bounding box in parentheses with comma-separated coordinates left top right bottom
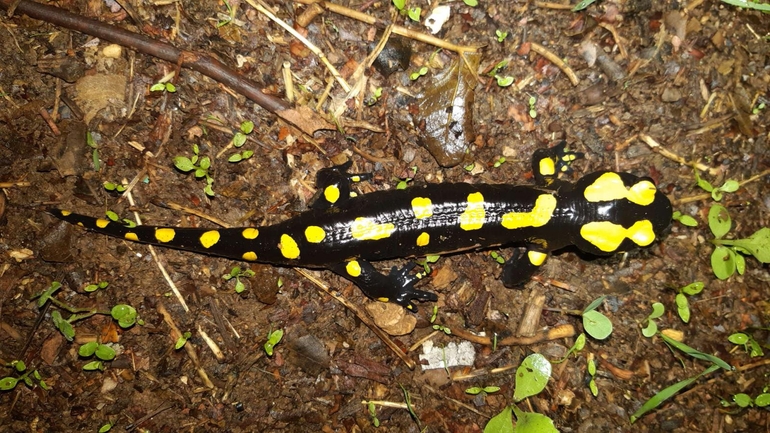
(0, 0, 333, 135)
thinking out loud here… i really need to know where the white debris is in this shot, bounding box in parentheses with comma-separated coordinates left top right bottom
(419, 340, 476, 370)
(424, 5, 451, 35)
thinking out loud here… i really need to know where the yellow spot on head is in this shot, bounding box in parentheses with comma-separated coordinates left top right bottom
(346, 260, 362, 277)
(60, 210, 72, 217)
(411, 197, 434, 220)
(242, 251, 258, 261)
(580, 219, 657, 252)
(459, 192, 486, 231)
(242, 228, 259, 239)
(305, 226, 326, 243)
(125, 232, 139, 242)
(502, 194, 557, 229)
(155, 228, 176, 243)
(350, 217, 396, 241)
(527, 251, 548, 266)
(279, 234, 300, 259)
(200, 230, 221, 248)
(324, 185, 340, 204)
(584, 173, 658, 206)
(96, 219, 110, 229)
(539, 158, 556, 176)
(416, 232, 430, 247)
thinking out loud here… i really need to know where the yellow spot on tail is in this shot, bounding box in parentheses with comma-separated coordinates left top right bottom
(96, 219, 110, 229)
(324, 185, 340, 204)
(539, 158, 556, 176)
(378, 297, 389, 303)
(580, 220, 656, 252)
(242, 228, 259, 239)
(305, 226, 326, 243)
(155, 228, 176, 243)
(200, 230, 220, 248)
(279, 234, 300, 259)
(242, 251, 257, 261)
(77, 222, 84, 227)
(60, 210, 72, 216)
(459, 192, 485, 231)
(502, 194, 557, 229)
(346, 260, 362, 277)
(351, 175, 361, 182)
(125, 232, 139, 242)
(350, 217, 395, 240)
(416, 232, 430, 247)
(527, 251, 548, 266)
(411, 197, 433, 219)
(584, 172, 657, 206)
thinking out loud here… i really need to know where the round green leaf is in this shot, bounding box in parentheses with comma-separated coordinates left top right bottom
(0, 377, 18, 390)
(734, 253, 746, 275)
(589, 378, 599, 397)
(754, 393, 770, 407)
(228, 154, 242, 162)
(233, 132, 246, 147)
(676, 293, 690, 323)
(711, 246, 735, 280)
(728, 333, 749, 345)
(582, 310, 613, 340)
(95, 344, 116, 361)
(720, 180, 739, 193)
(642, 320, 658, 338)
(733, 393, 752, 408)
(708, 205, 731, 239)
(650, 302, 665, 319)
(78, 341, 99, 357)
(513, 353, 552, 402)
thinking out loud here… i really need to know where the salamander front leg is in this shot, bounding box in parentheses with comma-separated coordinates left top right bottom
(331, 260, 438, 311)
(311, 160, 373, 209)
(501, 248, 549, 288)
(531, 141, 584, 187)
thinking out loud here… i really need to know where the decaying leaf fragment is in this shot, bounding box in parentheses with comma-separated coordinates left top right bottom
(413, 53, 480, 167)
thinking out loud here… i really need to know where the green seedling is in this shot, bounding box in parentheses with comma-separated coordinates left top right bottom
(365, 87, 383, 106)
(553, 333, 586, 364)
(487, 60, 509, 77)
(582, 296, 613, 340)
(430, 305, 439, 323)
(432, 323, 451, 335)
(708, 204, 770, 279)
(264, 328, 284, 356)
(98, 421, 114, 432)
(465, 385, 501, 396)
(399, 384, 422, 428)
(229, 120, 255, 162)
(392, 0, 405, 11)
(728, 332, 764, 357)
(84, 281, 109, 293)
(489, 251, 506, 264)
(105, 210, 137, 228)
(217, 0, 237, 27)
(174, 143, 215, 197)
(111, 304, 139, 328)
(150, 82, 177, 93)
(675, 281, 704, 323)
(223, 266, 255, 294)
(87, 131, 100, 172)
(103, 181, 126, 193)
(495, 75, 514, 87)
(415, 254, 440, 275)
(409, 66, 429, 81)
(0, 360, 49, 392)
(753, 102, 766, 115)
(175, 331, 192, 350)
(463, 0, 478, 6)
(694, 170, 739, 202)
(528, 96, 538, 118)
(367, 401, 380, 427)
(79, 341, 117, 371)
(641, 302, 665, 337)
(672, 210, 698, 227)
(495, 29, 508, 42)
(587, 353, 599, 397)
(463, 162, 476, 172)
(723, 392, 770, 409)
(407, 6, 421, 21)
(493, 156, 507, 168)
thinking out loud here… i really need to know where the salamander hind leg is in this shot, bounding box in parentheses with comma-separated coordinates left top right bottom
(332, 260, 438, 311)
(501, 248, 549, 288)
(531, 141, 584, 187)
(311, 160, 373, 209)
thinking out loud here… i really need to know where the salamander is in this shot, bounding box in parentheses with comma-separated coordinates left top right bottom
(51, 144, 673, 310)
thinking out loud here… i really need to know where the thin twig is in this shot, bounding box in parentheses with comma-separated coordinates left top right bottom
(529, 42, 579, 86)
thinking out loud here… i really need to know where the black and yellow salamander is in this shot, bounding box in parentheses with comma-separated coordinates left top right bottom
(51, 144, 672, 311)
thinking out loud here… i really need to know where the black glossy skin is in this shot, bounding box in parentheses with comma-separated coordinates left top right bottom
(51, 145, 673, 310)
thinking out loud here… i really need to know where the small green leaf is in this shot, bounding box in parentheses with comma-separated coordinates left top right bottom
(511, 406, 558, 433)
(583, 295, 606, 314)
(755, 393, 770, 407)
(14, 360, 26, 372)
(95, 344, 116, 361)
(240, 120, 254, 134)
(165, 83, 176, 92)
(642, 320, 658, 338)
(466, 387, 483, 395)
(587, 358, 596, 376)
(199, 156, 211, 170)
(233, 132, 247, 147)
(99, 422, 113, 433)
(150, 83, 166, 92)
(228, 153, 242, 162)
(589, 378, 598, 397)
(0, 377, 19, 390)
(681, 282, 704, 295)
(572, 0, 596, 11)
(708, 205, 731, 239)
(78, 341, 99, 357)
(235, 279, 245, 293)
(483, 386, 500, 393)
(676, 293, 690, 323)
(463, 0, 478, 6)
(242, 150, 254, 159)
(204, 184, 215, 197)
(496, 75, 514, 87)
(733, 393, 752, 408)
(720, 180, 739, 193)
(734, 253, 746, 275)
(711, 246, 736, 280)
(82, 361, 104, 371)
(513, 353, 551, 402)
(483, 406, 513, 433)
(583, 310, 613, 340)
(649, 302, 665, 319)
(674, 213, 698, 227)
(174, 156, 195, 172)
(392, 0, 405, 10)
(574, 333, 586, 351)
(728, 333, 749, 345)
(264, 329, 284, 356)
(407, 7, 421, 21)
(631, 364, 721, 423)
